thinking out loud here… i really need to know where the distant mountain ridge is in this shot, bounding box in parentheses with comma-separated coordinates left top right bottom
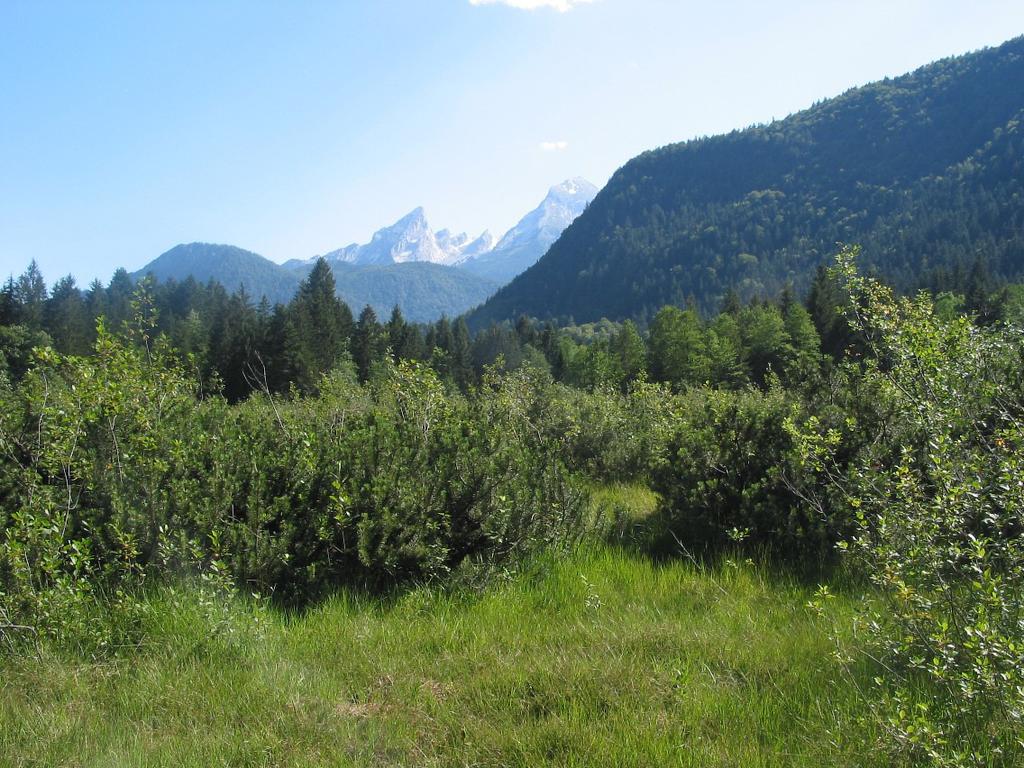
(133, 244, 497, 323)
(469, 36, 1024, 327)
(130, 177, 595, 322)
(311, 208, 494, 267)
(462, 178, 598, 284)
(287, 177, 597, 281)
(131, 243, 301, 304)
(330, 262, 497, 323)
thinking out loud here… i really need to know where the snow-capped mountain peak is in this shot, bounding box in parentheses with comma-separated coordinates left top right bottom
(464, 230, 495, 257)
(316, 209, 495, 268)
(547, 176, 598, 202)
(493, 177, 597, 253)
(304, 177, 597, 280)
(436, 229, 470, 254)
(457, 177, 598, 284)
(385, 206, 428, 232)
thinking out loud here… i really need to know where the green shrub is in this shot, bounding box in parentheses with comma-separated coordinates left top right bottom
(179, 361, 589, 602)
(0, 327, 195, 654)
(1, 333, 590, 648)
(541, 380, 675, 483)
(804, 249, 1024, 765)
(650, 384, 848, 561)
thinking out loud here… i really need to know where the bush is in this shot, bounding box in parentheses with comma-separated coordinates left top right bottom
(0, 334, 590, 649)
(541, 380, 675, 483)
(807, 249, 1024, 765)
(179, 361, 589, 602)
(650, 384, 850, 562)
(0, 327, 194, 654)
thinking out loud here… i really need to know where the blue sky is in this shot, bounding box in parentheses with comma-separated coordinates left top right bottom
(2, 0, 1023, 286)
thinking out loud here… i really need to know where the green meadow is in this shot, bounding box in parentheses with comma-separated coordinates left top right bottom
(1, 488, 878, 767)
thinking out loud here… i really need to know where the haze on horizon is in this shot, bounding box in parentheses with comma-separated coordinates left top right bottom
(2, 0, 1023, 286)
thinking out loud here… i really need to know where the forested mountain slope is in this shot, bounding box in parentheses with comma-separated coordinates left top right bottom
(133, 243, 301, 305)
(328, 262, 498, 323)
(133, 243, 497, 321)
(469, 36, 1024, 326)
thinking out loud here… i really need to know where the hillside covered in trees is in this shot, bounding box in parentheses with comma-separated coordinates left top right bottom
(132, 243, 499, 323)
(470, 36, 1024, 327)
(130, 243, 303, 305)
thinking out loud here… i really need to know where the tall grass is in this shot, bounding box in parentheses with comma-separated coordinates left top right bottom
(0, 542, 878, 767)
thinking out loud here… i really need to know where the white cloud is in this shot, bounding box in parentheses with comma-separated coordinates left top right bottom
(539, 140, 570, 152)
(469, 0, 595, 12)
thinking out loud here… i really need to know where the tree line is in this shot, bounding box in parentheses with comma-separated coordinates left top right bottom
(7, 255, 1024, 408)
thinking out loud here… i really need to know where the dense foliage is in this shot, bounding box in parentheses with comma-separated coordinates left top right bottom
(470, 36, 1024, 326)
(0, 255, 846, 404)
(0, 328, 588, 651)
(799, 250, 1024, 765)
(3, 246, 1024, 765)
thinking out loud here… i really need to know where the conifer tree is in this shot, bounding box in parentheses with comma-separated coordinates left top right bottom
(610, 319, 646, 384)
(211, 287, 260, 402)
(287, 258, 353, 390)
(0, 278, 19, 326)
(428, 316, 455, 379)
(352, 304, 385, 382)
(15, 260, 47, 330)
(450, 318, 474, 390)
(739, 304, 790, 386)
(386, 305, 407, 359)
(807, 265, 854, 357)
(780, 294, 822, 381)
(105, 268, 135, 332)
(706, 312, 747, 386)
(44, 275, 90, 355)
(647, 306, 708, 387)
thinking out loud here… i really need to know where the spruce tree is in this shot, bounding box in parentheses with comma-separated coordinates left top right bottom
(610, 319, 646, 384)
(105, 268, 135, 332)
(44, 275, 90, 355)
(287, 259, 353, 390)
(15, 260, 47, 330)
(0, 278, 19, 326)
(450, 318, 474, 390)
(386, 306, 406, 359)
(353, 305, 384, 382)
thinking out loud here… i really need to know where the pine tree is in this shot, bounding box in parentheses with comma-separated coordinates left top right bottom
(470, 325, 523, 375)
(647, 306, 708, 387)
(211, 287, 260, 402)
(781, 296, 822, 382)
(84, 279, 107, 347)
(404, 325, 427, 361)
(352, 305, 384, 382)
(105, 268, 135, 332)
(287, 259, 353, 390)
(706, 312, 747, 386)
(450, 318, 474, 390)
(429, 316, 455, 380)
(44, 275, 90, 354)
(739, 304, 790, 386)
(15, 260, 47, 330)
(807, 265, 854, 357)
(0, 278, 19, 326)
(258, 305, 291, 393)
(386, 306, 407, 359)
